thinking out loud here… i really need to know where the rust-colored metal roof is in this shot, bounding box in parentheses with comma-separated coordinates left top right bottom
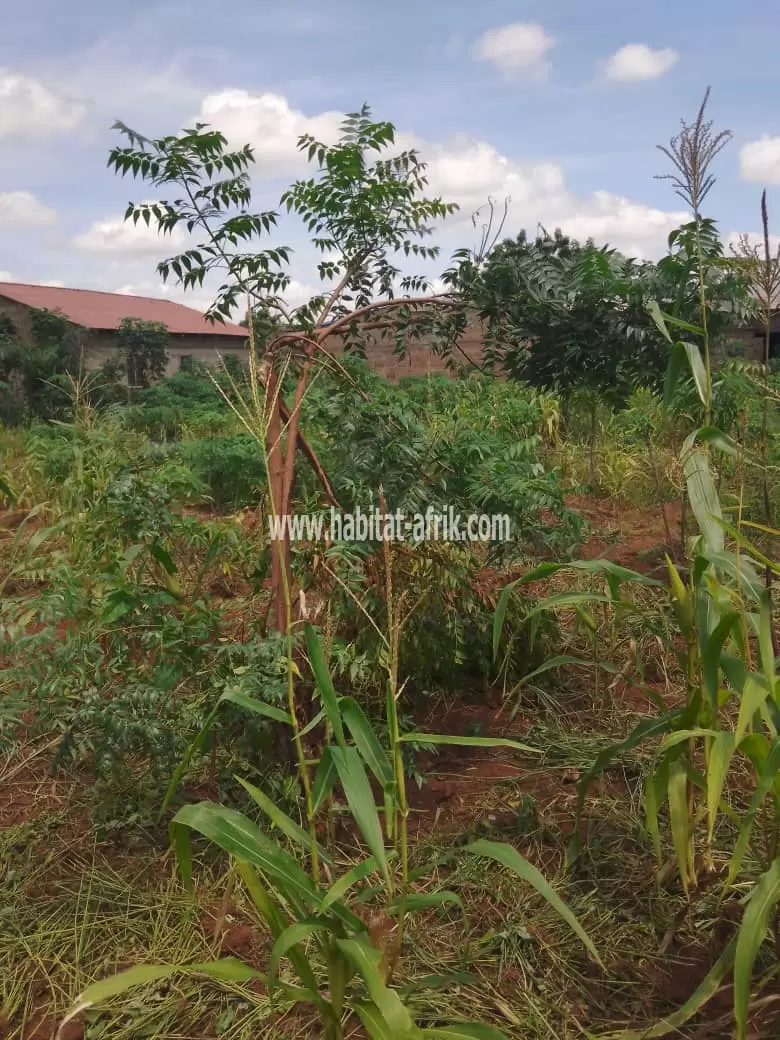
(0, 282, 247, 338)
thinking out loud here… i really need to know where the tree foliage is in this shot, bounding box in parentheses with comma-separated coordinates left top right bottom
(117, 317, 170, 389)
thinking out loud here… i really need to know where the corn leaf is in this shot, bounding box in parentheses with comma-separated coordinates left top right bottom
(218, 687, 292, 724)
(335, 936, 416, 1035)
(320, 856, 380, 912)
(267, 919, 328, 996)
(734, 857, 780, 1040)
(399, 733, 541, 754)
(340, 696, 394, 788)
(728, 737, 780, 884)
(597, 940, 735, 1039)
(304, 621, 346, 749)
(706, 732, 736, 842)
(423, 1026, 508, 1040)
(235, 776, 331, 865)
(667, 757, 691, 893)
(387, 891, 461, 914)
(683, 447, 724, 553)
(330, 746, 389, 879)
(312, 746, 338, 813)
(354, 1003, 422, 1040)
(465, 839, 601, 964)
(171, 802, 318, 912)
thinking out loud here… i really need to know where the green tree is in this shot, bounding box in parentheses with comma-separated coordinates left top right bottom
(0, 308, 84, 423)
(117, 317, 169, 389)
(449, 227, 668, 401)
(108, 104, 458, 627)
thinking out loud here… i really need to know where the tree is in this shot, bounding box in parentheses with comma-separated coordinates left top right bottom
(108, 105, 459, 629)
(450, 227, 669, 401)
(117, 317, 169, 389)
(0, 308, 85, 423)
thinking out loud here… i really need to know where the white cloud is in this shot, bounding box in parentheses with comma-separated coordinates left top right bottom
(0, 71, 85, 139)
(195, 90, 343, 175)
(473, 23, 556, 80)
(422, 136, 685, 258)
(556, 192, 687, 257)
(740, 136, 780, 184)
(0, 190, 57, 227)
(283, 279, 320, 310)
(603, 44, 678, 82)
(74, 208, 187, 254)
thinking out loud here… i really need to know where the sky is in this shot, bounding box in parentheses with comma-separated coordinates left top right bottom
(2, 0, 780, 314)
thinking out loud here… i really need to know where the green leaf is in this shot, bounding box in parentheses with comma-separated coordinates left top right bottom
(666, 340, 708, 406)
(508, 559, 659, 589)
(267, 919, 327, 996)
(647, 299, 673, 343)
(667, 757, 691, 893)
(423, 1026, 508, 1040)
(60, 958, 311, 1030)
(218, 688, 292, 724)
(510, 655, 593, 689)
(335, 936, 416, 1035)
(691, 425, 738, 458)
(683, 447, 724, 553)
(706, 731, 735, 843)
(728, 737, 780, 884)
(734, 858, 780, 1040)
(235, 776, 331, 865)
(321, 856, 380, 913)
(171, 802, 318, 912)
(701, 612, 740, 708)
(645, 758, 668, 864)
(64, 963, 180, 1016)
(387, 891, 461, 915)
(354, 1003, 421, 1040)
(399, 733, 541, 754)
(493, 581, 517, 661)
(523, 592, 625, 621)
(465, 839, 601, 964)
(735, 676, 771, 747)
(330, 746, 389, 880)
(340, 697, 394, 789)
(161, 704, 220, 816)
(304, 622, 346, 749)
(312, 746, 338, 814)
(713, 520, 780, 578)
(756, 593, 776, 693)
(569, 712, 678, 863)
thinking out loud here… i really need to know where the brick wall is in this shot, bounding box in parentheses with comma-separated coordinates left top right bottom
(322, 321, 487, 382)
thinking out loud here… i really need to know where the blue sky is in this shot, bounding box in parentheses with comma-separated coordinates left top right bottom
(2, 0, 780, 312)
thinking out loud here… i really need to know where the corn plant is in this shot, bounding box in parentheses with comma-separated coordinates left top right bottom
(57, 612, 600, 1040)
(555, 90, 780, 1040)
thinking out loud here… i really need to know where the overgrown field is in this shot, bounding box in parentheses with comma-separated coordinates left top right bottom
(1, 355, 779, 1040)
(2, 92, 780, 1040)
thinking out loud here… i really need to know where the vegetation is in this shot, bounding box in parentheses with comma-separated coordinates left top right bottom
(0, 90, 779, 1040)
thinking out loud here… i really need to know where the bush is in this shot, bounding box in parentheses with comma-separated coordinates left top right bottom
(180, 435, 266, 509)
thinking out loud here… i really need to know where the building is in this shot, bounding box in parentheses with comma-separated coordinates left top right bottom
(0, 282, 248, 374)
(724, 312, 780, 363)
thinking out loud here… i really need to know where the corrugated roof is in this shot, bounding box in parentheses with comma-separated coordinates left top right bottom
(0, 282, 247, 338)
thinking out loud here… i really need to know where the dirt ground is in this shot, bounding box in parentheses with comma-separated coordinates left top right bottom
(1, 494, 778, 1039)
